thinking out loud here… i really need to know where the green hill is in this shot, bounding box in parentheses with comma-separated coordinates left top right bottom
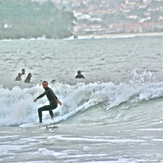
(0, 0, 76, 39)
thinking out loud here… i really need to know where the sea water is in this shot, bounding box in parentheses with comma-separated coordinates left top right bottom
(0, 36, 163, 162)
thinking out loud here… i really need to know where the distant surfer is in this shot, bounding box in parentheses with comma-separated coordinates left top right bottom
(22, 68, 26, 75)
(15, 73, 22, 81)
(75, 70, 85, 79)
(33, 81, 62, 124)
(24, 73, 32, 83)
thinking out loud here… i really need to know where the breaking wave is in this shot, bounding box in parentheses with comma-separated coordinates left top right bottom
(0, 80, 162, 127)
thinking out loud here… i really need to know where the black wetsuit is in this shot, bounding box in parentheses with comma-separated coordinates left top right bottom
(24, 77, 31, 83)
(15, 76, 21, 81)
(75, 74, 85, 79)
(36, 87, 58, 123)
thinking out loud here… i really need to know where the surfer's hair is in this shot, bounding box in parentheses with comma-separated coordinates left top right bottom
(42, 81, 48, 84)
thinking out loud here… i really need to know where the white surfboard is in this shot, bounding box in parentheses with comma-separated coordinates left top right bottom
(19, 121, 56, 128)
(19, 122, 39, 128)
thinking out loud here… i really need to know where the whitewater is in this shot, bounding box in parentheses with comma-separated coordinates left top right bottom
(0, 36, 163, 163)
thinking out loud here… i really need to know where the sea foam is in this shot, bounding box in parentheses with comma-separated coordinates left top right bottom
(0, 80, 162, 127)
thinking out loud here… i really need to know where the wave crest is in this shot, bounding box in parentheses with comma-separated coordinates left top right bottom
(0, 81, 162, 126)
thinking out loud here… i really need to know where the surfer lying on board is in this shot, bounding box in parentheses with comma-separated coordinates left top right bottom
(34, 81, 62, 124)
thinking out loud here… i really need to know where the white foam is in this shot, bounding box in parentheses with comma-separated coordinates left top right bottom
(0, 81, 162, 127)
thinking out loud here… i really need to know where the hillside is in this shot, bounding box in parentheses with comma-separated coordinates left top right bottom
(0, 0, 76, 39)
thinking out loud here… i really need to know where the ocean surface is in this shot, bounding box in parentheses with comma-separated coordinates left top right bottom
(0, 36, 163, 163)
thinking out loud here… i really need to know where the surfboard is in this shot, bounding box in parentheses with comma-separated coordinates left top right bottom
(19, 122, 39, 128)
(19, 121, 57, 128)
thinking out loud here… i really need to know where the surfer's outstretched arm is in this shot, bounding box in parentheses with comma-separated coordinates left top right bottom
(33, 92, 46, 102)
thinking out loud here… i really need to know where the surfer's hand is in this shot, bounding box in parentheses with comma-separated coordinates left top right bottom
(57, 100, 62, 105)
(34, 99, 37, 102)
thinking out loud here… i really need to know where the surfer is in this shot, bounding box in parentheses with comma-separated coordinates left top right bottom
(22, 68, 26, 75)
(33, 81, 62, 124)
(24, 73, 32, 83)
(15, 73, 22, 81)
(75, 70, 85, 79)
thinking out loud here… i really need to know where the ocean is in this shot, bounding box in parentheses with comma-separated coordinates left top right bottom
(0, 36, 163, 163)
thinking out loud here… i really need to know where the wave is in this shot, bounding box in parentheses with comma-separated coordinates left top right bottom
(0, 81, 162, 127)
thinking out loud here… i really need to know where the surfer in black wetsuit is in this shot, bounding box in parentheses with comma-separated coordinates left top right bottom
(34, 81, 62, 124)
(24, 73, 32, 83)
(22, 69, 26, 75)
(75, 70, 85, 79)
(15, 73, 22, 81)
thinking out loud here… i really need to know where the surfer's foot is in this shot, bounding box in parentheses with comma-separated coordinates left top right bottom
(51, 117, 54, 121)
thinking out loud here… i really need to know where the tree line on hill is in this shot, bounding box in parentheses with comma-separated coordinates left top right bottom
(0, 0, 76, 39)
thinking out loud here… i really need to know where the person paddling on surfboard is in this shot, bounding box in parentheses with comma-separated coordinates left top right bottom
(33, 81, 62, 124)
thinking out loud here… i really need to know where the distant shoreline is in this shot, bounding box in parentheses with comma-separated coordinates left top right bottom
(77, 32, 163, 39)
(1, 32, 162, 41)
